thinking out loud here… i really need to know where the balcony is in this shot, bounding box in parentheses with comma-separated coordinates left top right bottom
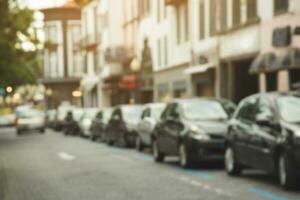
(81, 33, 101, 50)
(105, 46, 134, 63)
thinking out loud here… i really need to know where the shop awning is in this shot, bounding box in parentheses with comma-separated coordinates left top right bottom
(249, 53, 276, 74)
(184, 63, 215, 74)
(273, 48, 300, 71)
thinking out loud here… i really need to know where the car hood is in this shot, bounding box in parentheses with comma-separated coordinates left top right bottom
(186, 120, 229, 135)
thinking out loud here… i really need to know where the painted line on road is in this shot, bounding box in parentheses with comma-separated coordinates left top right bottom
(58, 152, 76, 161)
(112, 154, 132, 162)
(134, 154, 153, 162)
(183, 168, 213, 180)
(248, 187, 289, 200)
(175, 175, 234, 197)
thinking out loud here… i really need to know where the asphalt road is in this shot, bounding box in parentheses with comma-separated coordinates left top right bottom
(0, 128, 299, 200)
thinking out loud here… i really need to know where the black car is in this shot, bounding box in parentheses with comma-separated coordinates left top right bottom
(225, 92, 300, 189)
(152, 98, 235, 168)
(90, 108, 113, 141)
(106, 105, 144, 147)
(63, 108, 83, 136)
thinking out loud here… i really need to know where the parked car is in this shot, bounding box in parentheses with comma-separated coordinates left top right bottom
(225, 92, 300, 189)
(16, 109, 46, 135)
(136, 103, 166, 151)
(106, 105, 144, 147)
(0, 108, 15, 127)
(78, 108, 100, 137)
(152, 98, 235, 168)
(90, 108, 113, 141)
(45, 109, 56, 129)
(63, 108, 84, 136)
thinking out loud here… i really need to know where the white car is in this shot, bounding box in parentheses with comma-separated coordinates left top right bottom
(136, 103, 166, 151)
(79, 108, 100, 137)
(16, 110, 46, 135)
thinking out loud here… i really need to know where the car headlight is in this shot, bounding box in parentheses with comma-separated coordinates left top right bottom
(189, 125, 210, 141)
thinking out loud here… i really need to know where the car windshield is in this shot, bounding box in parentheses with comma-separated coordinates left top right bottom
(19, 110, 44, 119)
(103, 109, 113, 123)
(277, 95, 300, 123)
(84, 109, 99, 119)
(152, 105, 165, 119)
(182, 100, 228, 121)
(122, 106, 143, 123)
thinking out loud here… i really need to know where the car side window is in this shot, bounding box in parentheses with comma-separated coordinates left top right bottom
(169, 104, 180, 119)
(141, 109, 147, 119)
(161, 104, 174, 120)
(255, 97, 274, 122)
(237, 97, 259, 123)
(96, 111, 103, 119)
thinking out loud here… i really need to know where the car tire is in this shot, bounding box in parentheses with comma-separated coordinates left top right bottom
(40, 128, 45, 134)
(136, 136, 144, 152)
(179, 143, 193, 168)
(225, 146, 242, 176)
(152, 140, 164, 162)
(278, 152, 298, 190)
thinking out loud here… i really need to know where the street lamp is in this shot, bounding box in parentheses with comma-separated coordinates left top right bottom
(6, 86, 13, 94)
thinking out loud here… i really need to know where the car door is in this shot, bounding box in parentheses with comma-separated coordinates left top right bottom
(163, 103, 184, 155)
(139, 108, 150, 143)
(143, 108, 154, 145)
(249, 96, 278, 172)
(156, 104, 174, 154)
(233, 97, 259, 165)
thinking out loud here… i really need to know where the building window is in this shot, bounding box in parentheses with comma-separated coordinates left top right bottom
(184, 3, 189, 41)
(247, 0, 257, 21)
(199, 0, 205, 40)
(176, 3, 189, 44)
(164, 36, 168, 66)
(274, 0, 289, 15)
(157, 0, 161, 22)
(219, 0, 227, 32)
(209, 0, 216, 36)
(232, 0, 241, 27)
(157, 39, 161, 67)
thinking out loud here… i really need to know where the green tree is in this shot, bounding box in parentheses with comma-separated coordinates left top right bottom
(0, 0, 41, 88)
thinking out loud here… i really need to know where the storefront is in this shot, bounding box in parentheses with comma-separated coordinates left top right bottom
(220, 25, 260, 103)
(154, 64, 191, 102)
(250, 13, 300, 93)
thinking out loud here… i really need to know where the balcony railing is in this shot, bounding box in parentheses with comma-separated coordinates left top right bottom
(81, 33, 101, 49)
(165, 0, 186, 6)
(105, 46, 134, 63)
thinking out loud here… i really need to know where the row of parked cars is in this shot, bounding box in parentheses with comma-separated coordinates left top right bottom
(47, 91, 300, 190)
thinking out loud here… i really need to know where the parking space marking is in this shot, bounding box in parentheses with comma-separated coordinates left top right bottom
(112, 154, 132, 162)
(58, 152, 76, 161)
(175, 175, 234, 197)
(248, 187, 289, 200)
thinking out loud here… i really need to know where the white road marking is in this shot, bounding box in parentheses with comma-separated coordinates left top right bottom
(58, 152, 76, 161)
(174, 175, 234, 197)
(112, 154, 132, 162)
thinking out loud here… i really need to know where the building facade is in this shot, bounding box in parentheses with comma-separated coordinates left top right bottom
(41, 0, 83, 108)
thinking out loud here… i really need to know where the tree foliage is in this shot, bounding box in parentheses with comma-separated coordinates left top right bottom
(0, 0, 41, 88)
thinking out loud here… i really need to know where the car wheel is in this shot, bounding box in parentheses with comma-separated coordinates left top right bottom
(278, 152, 297, 190)
(225, 146, 242, 176)
(152, 140, 164, 162)
(40, 128, 45, 134)
(179, 143, 192, 168)
(136, 136, 144, 152)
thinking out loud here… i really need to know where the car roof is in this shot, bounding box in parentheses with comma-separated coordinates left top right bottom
(169, 97, 232, 104)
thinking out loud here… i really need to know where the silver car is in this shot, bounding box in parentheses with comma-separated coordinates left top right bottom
(136, 103, 166, 151)
(16, 109, 46, 135)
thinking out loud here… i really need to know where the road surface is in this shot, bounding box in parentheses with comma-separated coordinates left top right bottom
(0, 128, 299, 200)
